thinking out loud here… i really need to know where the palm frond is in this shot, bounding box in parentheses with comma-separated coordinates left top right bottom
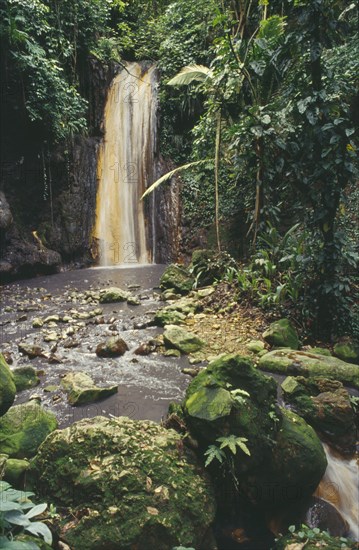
(167, 65, 213, 87)
(141, 160, 210, 200)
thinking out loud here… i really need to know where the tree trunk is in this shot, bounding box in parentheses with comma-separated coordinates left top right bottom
(215, 108, 222, 252)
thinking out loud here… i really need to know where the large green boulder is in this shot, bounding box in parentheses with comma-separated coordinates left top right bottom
(184, 354, 278, 472)
(281, 376, 356, 453)
(160, 264, 194, 295)
(263, 318, 299, 349)
(243, 408, 327, 508)
(99, 287, 130, 303)
(31, 416, 216, 550)
(163, 325, 205, 354)
(61, 372, 118, 406)
(0, 400, 57, 458)
(12, 366, 40, 392)
(272, 409, 327, 495)
(258, 349, 359, 388)
(333, 340, 359, 365)
(0, 353, 16, 416)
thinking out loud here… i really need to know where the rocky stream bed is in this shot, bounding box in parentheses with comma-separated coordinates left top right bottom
(0, 263, 358, 550)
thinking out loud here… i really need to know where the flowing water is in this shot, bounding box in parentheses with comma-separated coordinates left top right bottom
(315, 443, 359, 540)
(92, 63, 158, 266)
(0, 266, 190, 427)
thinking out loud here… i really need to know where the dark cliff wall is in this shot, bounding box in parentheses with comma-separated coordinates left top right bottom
(0, 58, 182, 281)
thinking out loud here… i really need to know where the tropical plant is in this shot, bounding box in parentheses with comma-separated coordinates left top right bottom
(0, 481, 52, 549)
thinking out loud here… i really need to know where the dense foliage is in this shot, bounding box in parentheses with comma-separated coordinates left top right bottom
(1, 0, 358, 337)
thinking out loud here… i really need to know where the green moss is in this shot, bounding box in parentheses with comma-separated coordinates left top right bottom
(263, 319, 299, 350)
(0, 401, 57, 458)
(259, 349, 359, 388)
(31, 416, 215, 550)
(61, 372, 118, 405)
(160, 265, 194, 295)
(333, 341, 359, 364)
(163, 325, 205, 354)
(3, 458, 30, 485)
(0, 353, 16, 416)
(12, 366, 40, 392)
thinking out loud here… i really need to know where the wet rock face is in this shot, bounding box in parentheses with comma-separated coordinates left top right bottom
(0, 215, 61, 282)
(31, 416, 216, 550)
(281, 376, 357, 454)
(0, 400, 57, 458)
(0, 353, 16, 416)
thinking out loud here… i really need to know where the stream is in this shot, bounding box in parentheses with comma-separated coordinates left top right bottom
(0, 265, 190, 427)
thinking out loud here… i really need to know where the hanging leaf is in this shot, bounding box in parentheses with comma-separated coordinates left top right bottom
(141, 160, 212, 200)
(167, 65, 213, 87)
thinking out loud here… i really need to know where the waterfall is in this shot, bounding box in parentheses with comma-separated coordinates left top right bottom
(93, 62, 158, 266)
(315, 444, 359, 540)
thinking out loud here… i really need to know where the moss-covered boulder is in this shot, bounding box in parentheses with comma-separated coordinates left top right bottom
(246, 340, 265, 354)
(281, 376, 356, 453)
(154, 308, 186, 326)
(273, 409, 326, 495)
(2, 457, 30, 485)
(333, 340, 359, 365)
(160, 264, 194, 295)
(0, 401, 57, 458)
(12, 366, 40, 392)
(258, 349, 359, 388)
(184, 354, 278, 473)
(99, 287, 130, 303)
(263, 318, 299, 349)
(31, 416, 216, 550)
(183, 354, 327, 508)
(95, 337, 128, 357)
(61, 372, 118, 406)
(154, 296, 199, 327)
(0, 353, 16, 416)
(163, 325, 205, 354)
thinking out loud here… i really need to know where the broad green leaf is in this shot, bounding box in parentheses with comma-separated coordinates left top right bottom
(4, 510, 31, 528)
(25, 522, 53, 545)
(25, 504, 47, 519)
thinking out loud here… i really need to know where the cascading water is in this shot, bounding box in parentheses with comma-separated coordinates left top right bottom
(315, 444, 359, 540)
(92, 62, 158, 266)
